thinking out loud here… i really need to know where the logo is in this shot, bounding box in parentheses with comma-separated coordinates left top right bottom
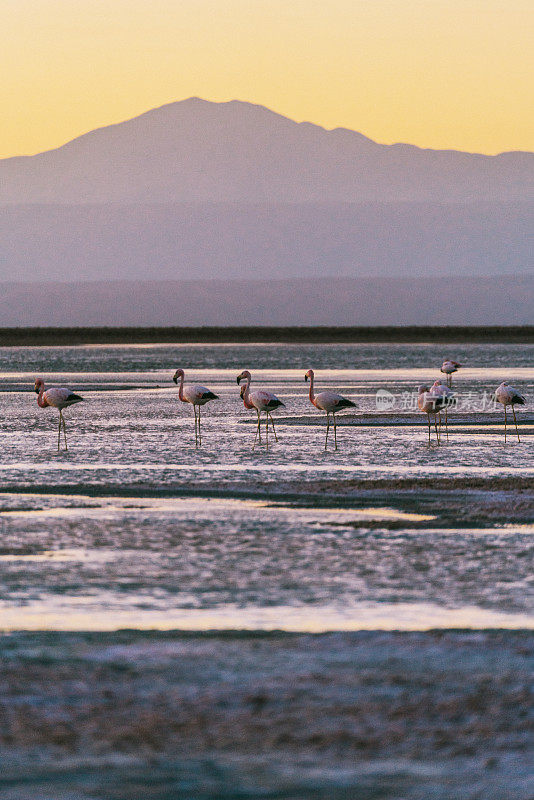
(375, 389, 396, 411)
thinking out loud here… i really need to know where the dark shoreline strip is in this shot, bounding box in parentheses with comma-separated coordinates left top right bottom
(1, 475, 533, 496)
(1, 325, 534, 346)
(2, 629, 533, 642)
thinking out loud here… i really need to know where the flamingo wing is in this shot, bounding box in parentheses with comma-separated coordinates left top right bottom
(441, 360, 461, 374)
(44, 387, 84, 407)
(431, 384, 454, 402)
(194, 384, 218, 400)
(250, 390, 284, 410)
(419, 390, 442, 413)
(183, 384, 219, 404)
(315, 391, 356, 412)
(494, 384, 524, 406)
(509, 387, 526, 405)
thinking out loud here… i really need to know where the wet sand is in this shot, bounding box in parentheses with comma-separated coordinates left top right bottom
(0, 477, 532, 797)
(0, 630, 532, 799)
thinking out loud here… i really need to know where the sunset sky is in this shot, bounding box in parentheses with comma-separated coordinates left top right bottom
(2, 0, 533, 159)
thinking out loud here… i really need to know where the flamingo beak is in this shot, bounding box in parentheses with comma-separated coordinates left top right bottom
(173, 374, 178, 384)
(236, 376, 242, 385)
(304, 374, 308, 382)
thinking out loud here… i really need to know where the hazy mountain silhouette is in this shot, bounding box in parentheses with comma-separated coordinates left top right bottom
(1, 98, 533, 204)
(0, 99, 532, 325)
(1, 202, 531, 282)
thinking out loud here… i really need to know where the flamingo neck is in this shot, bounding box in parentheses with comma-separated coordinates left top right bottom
(177, 373, 185, 401)
(308, 375, 315, 404)
(242, 376, 251, 403)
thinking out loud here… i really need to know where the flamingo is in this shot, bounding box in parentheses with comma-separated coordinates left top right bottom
(440, 360, 462, 387)
(417, 384, 443, 444)
(494, 382, 525, 442)
(239, 383, 275, 448)
(304, 369, 356, 450)
(172, 369, 218, 446)
(430, 379, 455, 441)
(236, 370, 284, 450)
(34, 378, 84, 451)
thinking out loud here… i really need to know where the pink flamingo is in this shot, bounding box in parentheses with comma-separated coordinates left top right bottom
(304, 369, 356, 450)
(430, 379, 455, 441)
(34, 378, 84, 451)
(172, 369, 218, 446)
(417, 384, 443, 444)
(494, 382, 525, 442)
(237, 370, 284, 450)
(440, 360, 463, 387)
(239, 383, 275, 448)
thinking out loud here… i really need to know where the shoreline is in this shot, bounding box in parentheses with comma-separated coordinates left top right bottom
(1, 325, 534, 346)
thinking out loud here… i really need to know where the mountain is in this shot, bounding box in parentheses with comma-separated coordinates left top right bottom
(1, 202, 531, 282)
(0, 98, 533, 205)
(0, 99, 532, 317)
(1, 276, 532, 327)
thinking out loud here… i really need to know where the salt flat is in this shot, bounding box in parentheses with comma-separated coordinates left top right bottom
(0, 341, 532, 798)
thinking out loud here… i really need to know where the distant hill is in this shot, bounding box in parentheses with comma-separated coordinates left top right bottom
(0, 201, 532, 282)
(0, 99, 532, 315)
(1, 98, 533, 204)
(1, 276, 532, 327)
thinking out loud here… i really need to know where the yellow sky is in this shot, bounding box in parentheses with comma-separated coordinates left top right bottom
(2, 0, 533, 158)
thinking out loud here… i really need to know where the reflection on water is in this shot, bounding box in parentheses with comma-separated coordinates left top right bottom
(2, 601, 532, 633)
(0, 342, 532, 632)
(0, 492, 532, 631)
(2, 341, 534, 373)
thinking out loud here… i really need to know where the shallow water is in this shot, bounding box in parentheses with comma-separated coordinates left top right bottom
(0, 342, 532, 632)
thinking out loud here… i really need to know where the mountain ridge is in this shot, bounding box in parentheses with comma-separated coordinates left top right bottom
(2, 97, 532, 163)
(1, 98, 532, 205)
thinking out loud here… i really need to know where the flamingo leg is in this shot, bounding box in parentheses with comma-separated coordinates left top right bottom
(333, 412, 337, 450)
(265, 412, 269, 450)
(325, 413, 330, 449)
(269, 413, 278, 442)
(57, 412, 62, 451)
(512, 405, 520, 443)
(252, 410, 259, 449)
(427, 416, 431, 444)
(504, 406, 507, 443)
(445, 407, 449, 441)
(193, 405, 198, 447)
(62, 412, 68, 450)
(198, 405, 202, 446)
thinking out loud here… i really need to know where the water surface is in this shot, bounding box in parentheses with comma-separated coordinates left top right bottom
(1, 342, 532, 632)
